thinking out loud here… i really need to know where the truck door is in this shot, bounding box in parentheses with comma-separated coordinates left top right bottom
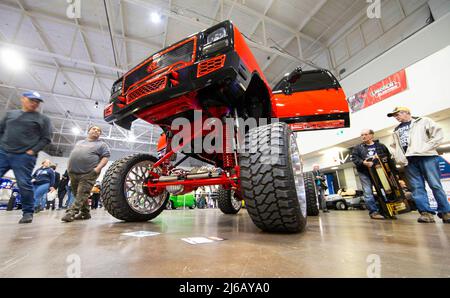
(272, 69, 350, 132)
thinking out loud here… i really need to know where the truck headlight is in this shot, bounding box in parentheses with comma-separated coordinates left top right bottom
(112, 80, 123, 94)
(206, 27, 227, 44)
(202, 27, 229, 55)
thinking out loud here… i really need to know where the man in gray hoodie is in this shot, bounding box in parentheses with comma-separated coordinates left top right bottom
(389, 107, 449, 224)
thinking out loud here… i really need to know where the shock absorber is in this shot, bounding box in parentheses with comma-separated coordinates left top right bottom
(223, 116, 235, 169)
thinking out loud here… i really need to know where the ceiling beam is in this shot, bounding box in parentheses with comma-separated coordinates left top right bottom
(162, 0, 172, 48)
(220, 0, 320, 44)
(0, 40, 125, 73)
(123, 0, 320, 59)
(0, 2, 161, 52)
(260, 0, 328, 74)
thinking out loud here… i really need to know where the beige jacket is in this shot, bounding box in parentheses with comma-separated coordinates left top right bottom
(390, 117, 444, 166)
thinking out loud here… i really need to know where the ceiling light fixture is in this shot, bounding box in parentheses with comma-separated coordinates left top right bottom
(128, 133, 136, 142)
(1, 48, 25, 72)
(72, 127, 81, 135)
(150, 12, 161, 24)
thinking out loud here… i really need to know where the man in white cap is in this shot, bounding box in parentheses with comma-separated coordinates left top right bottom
(388, 107, 449, 224)
(0, 91, 52, 223)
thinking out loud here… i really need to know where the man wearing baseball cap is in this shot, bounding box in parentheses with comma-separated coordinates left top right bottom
(0, 91, 52, 223)
(388, 106, 449, 224)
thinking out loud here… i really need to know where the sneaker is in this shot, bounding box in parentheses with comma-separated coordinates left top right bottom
(34, 207, 40, 214)
(440, 213, 450, 224)
(323, 210, 330, 213)
(417, 212, 435, 223)
(19, 213, 33, 224)
(74, 213, 91, 220)
(370, 212, 384, 220)
(61, 212, 75, 222)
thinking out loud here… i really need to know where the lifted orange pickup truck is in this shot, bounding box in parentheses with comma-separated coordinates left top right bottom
(102, 20, 349, 233)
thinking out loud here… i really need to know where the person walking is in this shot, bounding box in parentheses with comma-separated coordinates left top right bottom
(32, 159, 55, 213)
(312, 164, 329, 213)
(351, 129, 394, 220)
(388, 107, 449, 223)
(0, 91, 52, 223)
(61, 126, 110, 222)
(57, 170, 69, 209)
(90, 182, 101, 210)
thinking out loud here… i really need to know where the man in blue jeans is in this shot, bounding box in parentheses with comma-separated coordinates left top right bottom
(351, 129, 394, 220)
(389, 107, 449, 223)
(0, 91, 52, 223)
(32, 159, 55, 213)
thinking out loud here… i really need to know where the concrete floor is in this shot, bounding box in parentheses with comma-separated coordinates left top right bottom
(0, 208, 449, 277)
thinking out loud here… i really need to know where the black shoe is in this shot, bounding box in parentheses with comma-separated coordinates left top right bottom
(323, 210, 330, 213)
(74, 213, 91, 220)
(19, 213, 33, 224)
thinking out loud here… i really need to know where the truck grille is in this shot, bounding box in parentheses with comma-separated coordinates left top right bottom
(197, 54, 226, 77)
(126, 77, 167, 104)
(123, 37, 196, 93)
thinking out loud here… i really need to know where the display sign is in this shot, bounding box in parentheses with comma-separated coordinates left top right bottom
(121, 231, 160, 238)
(438, 155, 450, 179)
(347, 69, 408, 113)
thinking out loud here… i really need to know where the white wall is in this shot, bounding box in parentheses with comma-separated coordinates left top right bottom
(343, 167, 359, 190)
(428, 0, 450, 20)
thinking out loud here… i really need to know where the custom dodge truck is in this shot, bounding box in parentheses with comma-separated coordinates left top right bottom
(102, 20, 349, 233)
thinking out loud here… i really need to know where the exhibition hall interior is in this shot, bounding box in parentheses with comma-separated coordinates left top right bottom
(0, 0, 449, 278)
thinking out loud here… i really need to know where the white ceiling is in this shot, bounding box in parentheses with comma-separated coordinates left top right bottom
(0, 0, 432, 159)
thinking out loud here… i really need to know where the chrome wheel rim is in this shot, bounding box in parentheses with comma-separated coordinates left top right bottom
(290, 134, 307, 218)
(231, 190, 242, 211)
(124, 161, 167, 214)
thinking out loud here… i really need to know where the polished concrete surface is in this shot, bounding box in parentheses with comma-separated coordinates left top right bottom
(0, 208, 449, 277)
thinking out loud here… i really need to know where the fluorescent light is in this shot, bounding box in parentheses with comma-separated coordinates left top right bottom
(439, 144, 450, 149)
(127, 133, 136, 142)
(72, 127, 81, 135)
(1, 48, 25, 71)
(331, 167, 338, 170)
(150, 12, 161, 24)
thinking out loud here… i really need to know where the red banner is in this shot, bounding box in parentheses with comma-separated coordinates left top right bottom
(347, 69, 407, 113)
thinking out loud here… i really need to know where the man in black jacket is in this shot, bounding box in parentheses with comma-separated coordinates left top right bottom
(351, 129, 393, 220)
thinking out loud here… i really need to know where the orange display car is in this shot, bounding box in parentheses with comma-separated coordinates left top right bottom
(102, 20, 349, 233)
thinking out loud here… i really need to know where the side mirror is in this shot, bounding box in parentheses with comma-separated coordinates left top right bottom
(286, 67, 303, 84)
(283, 85, 293, 95)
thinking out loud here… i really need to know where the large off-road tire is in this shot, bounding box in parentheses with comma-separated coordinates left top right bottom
(101, 154, 169, 222)
(217, 187, 242, 214)
(240, 122, 307, 233)
(304, 172, 319, 216)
